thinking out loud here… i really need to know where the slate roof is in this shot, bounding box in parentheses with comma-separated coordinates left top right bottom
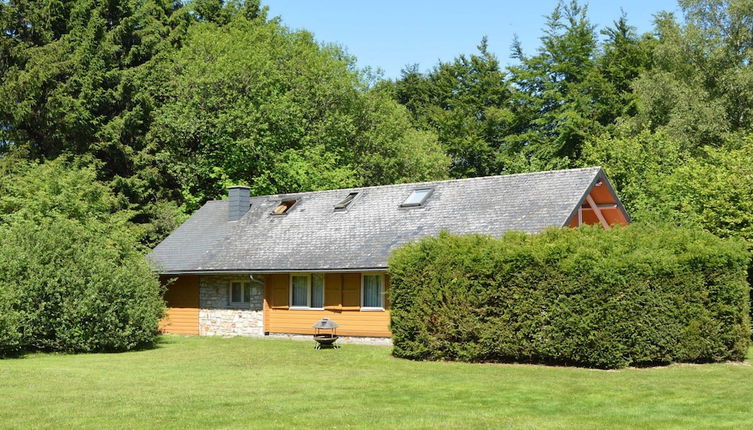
(149, 167, 609, 273)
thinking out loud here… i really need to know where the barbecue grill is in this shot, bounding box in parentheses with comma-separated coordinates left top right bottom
(312, 318, 339, 349)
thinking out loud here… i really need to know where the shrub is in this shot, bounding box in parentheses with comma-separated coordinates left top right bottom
(389, 224, 751, 369)
(0, 159, 164, 355)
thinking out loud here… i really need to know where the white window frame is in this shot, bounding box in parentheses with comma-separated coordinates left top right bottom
(228, 281, 252, 306)
(360, 272, 385, 311)
(289, 273, 325, 310)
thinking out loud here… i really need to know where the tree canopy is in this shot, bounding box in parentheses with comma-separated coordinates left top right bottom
(0, 0, 448, 244)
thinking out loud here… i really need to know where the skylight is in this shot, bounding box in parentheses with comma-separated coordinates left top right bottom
(401, 188, 433, 207)
(272, 199, 297, 215)
(334, 192, 359, 211)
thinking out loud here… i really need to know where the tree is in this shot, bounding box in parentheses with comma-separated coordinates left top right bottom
(388, 38, 512, 178)
(148, 17, 448, 210)
(0, 1, 448, 241)
(505, 0, 603, 167)
(0, 156, 164, 354)
(629, 0, 753, 150)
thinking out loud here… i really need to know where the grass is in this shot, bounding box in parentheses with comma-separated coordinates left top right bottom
(1, 336, 752, 429)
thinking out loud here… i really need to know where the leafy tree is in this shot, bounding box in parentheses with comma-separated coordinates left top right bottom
(0, 156, 164, 355)
(1, 0, 448, 238)
(389, 1, 654, 177)
(148, 17, 447, 209)
(629, 0, 753, 149)
(597, 13, 656, 119)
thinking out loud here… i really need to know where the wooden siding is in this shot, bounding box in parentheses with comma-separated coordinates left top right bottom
(569, 180, 630, 227)
(264, 272, 391, 337)
(160, 275, 200, 335)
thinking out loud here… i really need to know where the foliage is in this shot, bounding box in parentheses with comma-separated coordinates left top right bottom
(389, 226, 750, 369)
(629, 0, 753, 149)
(389, 1, 655, 175)
(387, 38, 511, 178)
(0, 0, 449, 235)
(149, 17, 448, 209)
(0, 159, 164, 355)
(583, 130, 753, 248)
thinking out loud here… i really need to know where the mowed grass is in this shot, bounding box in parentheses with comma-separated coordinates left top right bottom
(1, 336, 752, 430)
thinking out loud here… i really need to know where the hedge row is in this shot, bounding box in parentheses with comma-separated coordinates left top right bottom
(388, 224, 751, 369)
(0, 159, 164, 356)
(0, 218, 165, 355)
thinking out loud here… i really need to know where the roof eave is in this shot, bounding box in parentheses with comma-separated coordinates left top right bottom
(155, 267, 389, 275)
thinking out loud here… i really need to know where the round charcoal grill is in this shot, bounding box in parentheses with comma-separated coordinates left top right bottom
(312, 318, 339, 349)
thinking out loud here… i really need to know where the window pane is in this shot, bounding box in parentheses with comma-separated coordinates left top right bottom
(292, 276, 308, 307)
(243, 283, 251, 303)
(334, 192, 359, 210)
(311, 274, 324, 308)
(402, 189, 432, 206)
(231, 282, 242, 303)
(363, 275, 382, 308)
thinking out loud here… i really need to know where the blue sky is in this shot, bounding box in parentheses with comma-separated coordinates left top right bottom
(264, 0, 681, 79)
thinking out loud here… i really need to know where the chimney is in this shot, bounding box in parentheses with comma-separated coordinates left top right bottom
(227, 186, 250, 221)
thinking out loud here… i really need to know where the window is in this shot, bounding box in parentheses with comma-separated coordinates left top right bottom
(272, 199, 297, 215)
(361, 273, 384, 310)
(290, 274, 325, 309)
(334, 192, 359, 211)
(229, 281, 252, 305)
(401, 188, 433, 207)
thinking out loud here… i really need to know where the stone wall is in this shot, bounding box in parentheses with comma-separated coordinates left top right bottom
(199, 275, 264, 337)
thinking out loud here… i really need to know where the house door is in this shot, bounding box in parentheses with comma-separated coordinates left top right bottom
(160, 275, 200, 335)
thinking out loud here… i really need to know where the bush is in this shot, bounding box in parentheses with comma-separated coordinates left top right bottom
(0, 158, 164, 355)
(389, 224, 751, 369)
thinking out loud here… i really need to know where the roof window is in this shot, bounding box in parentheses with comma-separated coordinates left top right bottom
(334, 192, 359, 211)
(272, 199, 297, 215)
(401, 188, 433, 207)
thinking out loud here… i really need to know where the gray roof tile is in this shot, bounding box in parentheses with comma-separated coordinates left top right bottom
(149, 167, 605, 273)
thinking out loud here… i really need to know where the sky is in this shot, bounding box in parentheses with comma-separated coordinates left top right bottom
(264, 0, 681, 80)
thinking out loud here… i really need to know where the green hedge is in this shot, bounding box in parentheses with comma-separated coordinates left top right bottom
(0, 218, 165, 355)
(388, 225, 751, 369)
(0, 158, 164, 356)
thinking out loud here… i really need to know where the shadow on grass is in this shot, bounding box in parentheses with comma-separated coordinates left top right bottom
(0, 333, 171, 360)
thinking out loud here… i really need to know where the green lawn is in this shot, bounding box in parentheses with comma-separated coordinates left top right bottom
(1, 336, 752, 429)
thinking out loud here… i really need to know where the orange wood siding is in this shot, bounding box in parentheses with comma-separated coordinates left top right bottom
(341, 273, 361, 310)
(160, 275, 199, 335)
(569, 180, 630, 227)
(264, 272, 391, 337)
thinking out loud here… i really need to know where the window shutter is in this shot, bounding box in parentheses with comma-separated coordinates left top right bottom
(324, 273, 341, 309)
(267, 274, 289, 309)
(341, 273, 361, 310)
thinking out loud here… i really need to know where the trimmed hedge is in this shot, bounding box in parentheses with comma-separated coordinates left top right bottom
(0, 159, 164, 356)
(0, 219, 164, 355)
(388, 224, 751, 369)
(0, 218, 165, 355)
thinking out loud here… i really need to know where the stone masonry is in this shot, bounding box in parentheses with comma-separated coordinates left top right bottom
(199, 275, 264, 337)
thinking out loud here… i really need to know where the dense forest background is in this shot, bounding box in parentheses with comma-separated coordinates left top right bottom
(0, 0, 751, 255)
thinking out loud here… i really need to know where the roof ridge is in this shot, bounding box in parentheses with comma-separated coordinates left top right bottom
(217, 166, 603, 201)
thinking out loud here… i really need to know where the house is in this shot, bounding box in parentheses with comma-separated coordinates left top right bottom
(149, 167, 630, 340)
